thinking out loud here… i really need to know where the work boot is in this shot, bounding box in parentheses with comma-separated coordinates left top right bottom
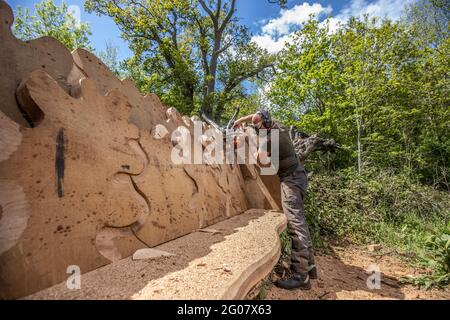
(308, 264, 318, 279)
(275, 273, 311, 290)
(288, 263, 318, 279)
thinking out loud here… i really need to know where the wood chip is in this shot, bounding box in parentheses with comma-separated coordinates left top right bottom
(223, 264, 232, 273)
(132, 248, 175, 260)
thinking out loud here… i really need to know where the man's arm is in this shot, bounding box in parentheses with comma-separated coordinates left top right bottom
(233, 114, 254, 127)
(235, 113, 271, 166)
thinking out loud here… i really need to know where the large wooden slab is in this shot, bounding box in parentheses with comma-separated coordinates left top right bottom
(0, 0, 275, 299)
(0, 68, 251, 299)
(25, 210, 287, 300)
(0, 70, 147, 298)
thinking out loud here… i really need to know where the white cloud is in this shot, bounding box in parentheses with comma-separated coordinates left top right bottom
(320, 0, 415, 33)
(262, 2, 332, 36)
(251, 33, 295, 54)
(252, 0, 415, 53)
(256, 81, 273, 109)
(318, 17, 344, 34)
(335, 0, 414, 23)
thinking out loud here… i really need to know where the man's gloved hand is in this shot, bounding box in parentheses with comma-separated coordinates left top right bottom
(233, 121, 242, 129)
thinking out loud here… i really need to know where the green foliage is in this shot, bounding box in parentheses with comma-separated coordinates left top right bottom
(85, 0, 275, 121)
(424, 226, 450, 286)
(98, 40, 126, 78)
(402, 223, 450, 289)
(270, 13, 450, 189)
(271, 5, 449, 288)
(13, 0, 93, 51)
(279, 229, 292, 257)
(11, 0, 450, 290)
(427, 224, 450, 275)
(403, 0, 449, 47)
(219, 93, 262, 123)
(304, 168, 450, 288)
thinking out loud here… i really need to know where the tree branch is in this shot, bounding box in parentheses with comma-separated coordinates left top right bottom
(170, 10, 179, 49)
(225, 63, 274, 93)
(214, 39, 233, 55)
(194, 16, 210, 72)
(219, 0, 236, 33)
(198, 0, 218, 29)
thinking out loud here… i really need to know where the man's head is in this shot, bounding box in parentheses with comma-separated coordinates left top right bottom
(252, 109, 272, 130)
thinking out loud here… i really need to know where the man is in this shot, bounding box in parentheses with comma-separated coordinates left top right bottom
(234, 109, 317, 290)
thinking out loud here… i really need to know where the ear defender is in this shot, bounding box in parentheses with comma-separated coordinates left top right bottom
(257, 109, 273, 128)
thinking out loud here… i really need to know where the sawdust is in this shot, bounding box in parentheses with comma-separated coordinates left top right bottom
(23, 211, 449, 300)
(25, 209, 286, 300)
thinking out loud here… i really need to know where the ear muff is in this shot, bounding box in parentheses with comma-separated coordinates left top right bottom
(257, 110, 272, 128)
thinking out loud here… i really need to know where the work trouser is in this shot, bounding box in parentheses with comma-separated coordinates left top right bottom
(280, 164, 315, 276)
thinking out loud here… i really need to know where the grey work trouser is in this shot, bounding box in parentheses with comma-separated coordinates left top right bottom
(280, 164, 315, 275)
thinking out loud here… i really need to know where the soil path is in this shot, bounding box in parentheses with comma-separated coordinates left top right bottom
(258, 245, 449, 300)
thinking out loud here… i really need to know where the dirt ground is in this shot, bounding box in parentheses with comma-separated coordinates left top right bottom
(252, 245, 450, 300)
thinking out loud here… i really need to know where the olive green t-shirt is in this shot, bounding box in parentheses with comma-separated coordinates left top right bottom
(260, 121, 299, 179)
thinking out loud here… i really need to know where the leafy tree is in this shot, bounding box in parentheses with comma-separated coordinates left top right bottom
(269, 15, 449, 188)
(403, 0, 449, 47)
(13, 0, 93, 51)
(85, 0, 275, 121)
(98, 40, 126, 78)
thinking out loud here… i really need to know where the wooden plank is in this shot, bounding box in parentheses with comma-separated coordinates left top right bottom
(244, 164, 281, 211)
(25, 209, 287, 300)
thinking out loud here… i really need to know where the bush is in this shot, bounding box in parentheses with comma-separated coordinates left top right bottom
(303, 167, 450, 288)
(404, 223, 450, 289)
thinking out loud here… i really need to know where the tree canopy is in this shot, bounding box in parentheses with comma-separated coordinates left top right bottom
(269, 11, 449, 188)
(11, 0, 449, 189)
(85, 0, 276, 121)
(13, 0, 92, 51)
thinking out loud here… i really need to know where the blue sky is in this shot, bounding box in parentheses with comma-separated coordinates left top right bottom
(7, 0, 414, 59)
